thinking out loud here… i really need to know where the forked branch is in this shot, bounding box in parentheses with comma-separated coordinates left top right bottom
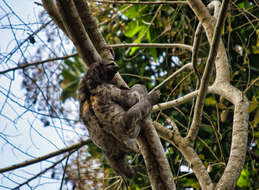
(186, 0, 230, 145)
(42, 1, 176, 189)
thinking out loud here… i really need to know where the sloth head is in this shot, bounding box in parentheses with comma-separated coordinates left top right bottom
(86, 59, 119, 89)
(78, 59, 119, 102)
(96, 60, 119, 82)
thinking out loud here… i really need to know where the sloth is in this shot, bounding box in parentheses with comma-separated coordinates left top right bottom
(78, 59, 159, 178)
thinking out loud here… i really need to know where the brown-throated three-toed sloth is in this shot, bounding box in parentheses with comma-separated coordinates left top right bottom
(78, 59, 159, 178)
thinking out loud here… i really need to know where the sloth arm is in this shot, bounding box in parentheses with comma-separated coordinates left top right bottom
(108, 85, 142, 108)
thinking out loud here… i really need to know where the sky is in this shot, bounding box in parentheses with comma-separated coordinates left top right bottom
(0, 1, 79, 189)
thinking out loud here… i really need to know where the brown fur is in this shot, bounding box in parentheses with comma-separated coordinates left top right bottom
(78, 60, 159, 178)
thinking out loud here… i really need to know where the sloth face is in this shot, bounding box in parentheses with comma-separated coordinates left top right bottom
(100, 61, 119, 82)
(89, 60, 119, 83)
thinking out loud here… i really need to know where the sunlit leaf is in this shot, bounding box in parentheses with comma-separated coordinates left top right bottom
(248, 96, 258, 113)
(205, 97, 216, 106)
(237, 169, 251, 188)
(125, 21, 145, 38)
(123, 5, 138, 19)
(253, 109, 259, 126)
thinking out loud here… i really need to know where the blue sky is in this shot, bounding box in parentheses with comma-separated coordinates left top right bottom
(0, 1, 80, 189)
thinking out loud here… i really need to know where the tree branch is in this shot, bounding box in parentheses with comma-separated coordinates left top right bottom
(211, 84, 249, 190)
(72, 0, 128, 89)
(186, 0, 249, 189)
(109, 43, 193, 51)
(153, 89, 197, 112)
(153, 121, 214, 190)
(0, 139, 91, 174)
(91, 0, 187, 5)
(141, 118, 176, 190)
(186, 0, 230, 145)
(43, 1, 176, 189)
(42, 0, 69, 37)
(191, 22, 203, 87)
(12, 154, 70, 190)
(0, 53, 78, 75)
(73, 0, 113, 59)
(56, 0, 101, 64)
(150, 62, 193, 94)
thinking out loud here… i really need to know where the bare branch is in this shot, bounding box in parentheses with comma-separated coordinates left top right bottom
(160, 113, 181, 136)
(153, 89, 200, 112)
(109, 43, 193, 52)
(150, 62, 193, 94)
(0, 140, 91, 174)
(186, 0, 214, 38)
(141, 118, 176, 190)
(185, 0, 249, 189)
(244, 76, 259, 94)
(42, 0, 69, 37)
(186, 0, 230, 145)
(153, 121, 214, 190)
(210, 83, 249, 190)
(56, 0, 101, 64)
(91, 0, 187, 5)
(73, 0, 113, 59)
(0, 53, 78, 75)
(12, 154, 70, 190)
(191, 23, 203, 87)
(72, 0, 128, 88)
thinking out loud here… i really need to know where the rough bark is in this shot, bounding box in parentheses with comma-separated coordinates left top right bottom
(42, 0, 175, 189)
(152, 0, 249, 189)
(42, 0, 250, 189)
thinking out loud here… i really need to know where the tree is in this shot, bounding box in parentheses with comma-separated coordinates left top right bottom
(0, 0, 258, 189)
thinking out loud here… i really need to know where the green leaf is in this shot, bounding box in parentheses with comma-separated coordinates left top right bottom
(254, 131, 259, 138)
(237, 2, 245, 8)
(237, 169, 251, 188)
(129, 47, 139, 56)
(123, 5, 138, 19)
(253, 109, 259, 126)
(174, 154, 180, 164)
(124, 21, 144, 38)
(60, 79, 79, 102)
(146, 29, 151, 42)
(59, 56, 86, 102)
(248, 96, 258, 113)
(205, 97, 216, 106)
(200, 124, 214, 134)
(150, 48, 158, 61)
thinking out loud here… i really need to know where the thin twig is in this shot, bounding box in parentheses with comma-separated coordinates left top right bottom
(187, 22, 203, 130)
(153, 87, 213, 112)
(0, 53, 78, 74)
(59, 153, 71, 190)
(0, 140, 91, 174)
(91, 0, 187, 5)
(244, 76, 259, 94)
(150, 62, 193, 94)
(2, 20, 51, 64)
(12, 154, 70, 190)
(108, 43, 193, 51)
(160, 113, 180, 134)
(186, 0, 230, 145)
(191, 23, 203, 88)
(0, 43, 191, 75)
(99, 5, 133, 26)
